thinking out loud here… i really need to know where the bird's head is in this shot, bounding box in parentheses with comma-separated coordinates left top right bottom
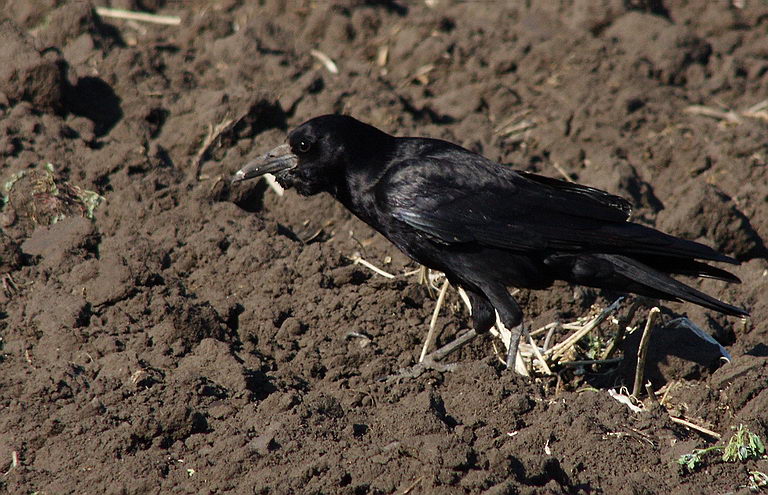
(232, 114, 391, 197)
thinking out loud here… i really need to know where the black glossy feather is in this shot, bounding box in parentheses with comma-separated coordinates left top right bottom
(240, 115, 749, 343)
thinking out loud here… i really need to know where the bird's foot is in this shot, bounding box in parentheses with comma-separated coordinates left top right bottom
(381, 359, 459, 383)
(381, 329, 479, 382)
(422, 328, 479, 363)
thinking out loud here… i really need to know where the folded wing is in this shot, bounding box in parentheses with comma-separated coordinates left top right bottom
(381, 157, 736, 265)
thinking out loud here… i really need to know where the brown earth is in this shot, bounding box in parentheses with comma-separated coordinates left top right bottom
(1, 1, 768, 493)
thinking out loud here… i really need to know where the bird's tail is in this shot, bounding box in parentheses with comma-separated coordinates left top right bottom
(599, 254, 749, 317)
(631, 255, 741, 283)
(544, 253, 749, 317)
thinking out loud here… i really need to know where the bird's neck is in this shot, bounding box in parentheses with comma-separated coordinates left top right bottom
(331, 171, 371, 216)
(327, 163, 385, 232)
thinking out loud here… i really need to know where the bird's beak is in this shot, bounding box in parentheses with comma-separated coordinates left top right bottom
(231, 144, 298, 184)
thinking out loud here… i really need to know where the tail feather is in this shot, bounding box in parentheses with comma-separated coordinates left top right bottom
(604, 255, 749, 317)
(605, 223, 739, 265)
(633, 255, 742, 284)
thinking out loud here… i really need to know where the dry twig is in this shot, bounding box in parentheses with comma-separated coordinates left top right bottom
(559, 357, 622, 368)
(349, 253, 396, 279)
(632, 307, 660, 397)
(2, 451, 19, 476)
(602, 300, 641, 360)
(95, 7, 181, 25)
(684, 99, 768, 124)
(546, 298, 624, 362)
(193, 118, 236, 180)
(399, 476, 424, 495)
(376, 46, 389, 67)
(552, 162, 574, 182)
(419, 278, 450, 362)
(524, 326, 553, 375)
(310, 49, 339, 74)
(743, 99, 768, 121)
(493, 111, 536, 143)
(684, 105, 743, 124)
(669, 416, 721, 439)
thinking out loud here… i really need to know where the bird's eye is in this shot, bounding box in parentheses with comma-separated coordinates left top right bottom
(298, 140, 311, 153)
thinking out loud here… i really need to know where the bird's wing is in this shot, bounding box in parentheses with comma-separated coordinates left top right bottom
(378, 157, 731, 262)
(516, 170, 632, 220)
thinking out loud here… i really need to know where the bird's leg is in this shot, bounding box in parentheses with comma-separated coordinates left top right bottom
(505, 323, 525, 370)
(481, 284, 524, 371)
(386, 287, 526, 380)
(385, 289, 495, 381)
(386, 327, 524, 381)
(420, 329, 479, 365)
(383, 329, 476, 381)
(416, 289, 495, 365)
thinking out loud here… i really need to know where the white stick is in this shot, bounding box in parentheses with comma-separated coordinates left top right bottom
(263, 173, 284, 196)
(350, 254, 395, 279)
(95, 7, 181, 25)
(524, 326, 552, 375)
(310, 49, 339, 74)
(419, 278, 450, 362)
(546, 298, 623, 361)
(669, 416, 721, 439)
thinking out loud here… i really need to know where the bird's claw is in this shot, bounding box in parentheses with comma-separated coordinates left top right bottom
(381, 357, 459, 383)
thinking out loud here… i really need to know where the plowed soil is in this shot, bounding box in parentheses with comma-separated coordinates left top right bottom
(1, 1, 767, 493)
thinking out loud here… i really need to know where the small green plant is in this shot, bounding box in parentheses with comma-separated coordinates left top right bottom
(582, 333, 607, 360)
(723, 424, 766, 462)
(677, 445, 723, 472)
(677, 424, 767, 473)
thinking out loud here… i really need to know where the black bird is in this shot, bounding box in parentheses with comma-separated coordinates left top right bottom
(233, 114, 748, 366)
